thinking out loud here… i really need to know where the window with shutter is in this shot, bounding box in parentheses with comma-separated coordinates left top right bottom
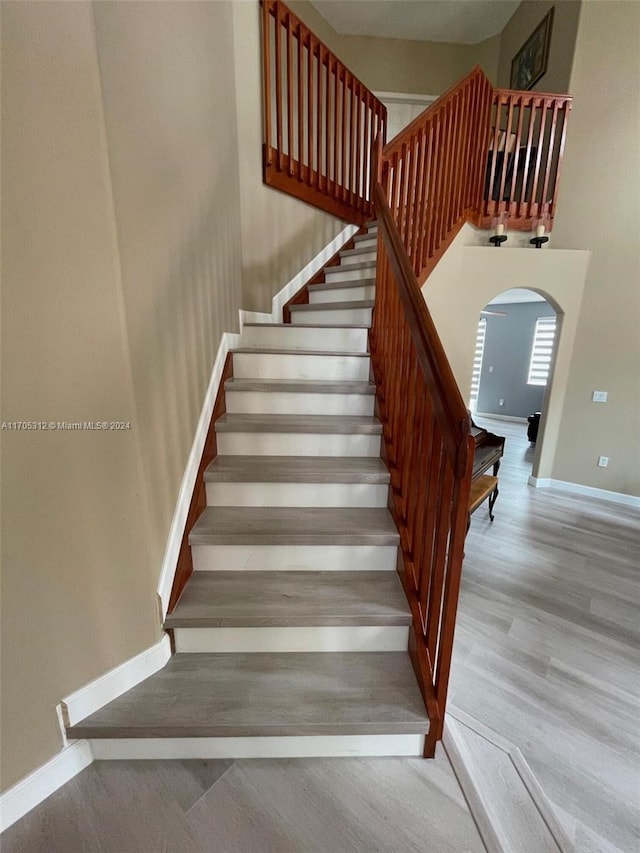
(528, 316, 557, 386)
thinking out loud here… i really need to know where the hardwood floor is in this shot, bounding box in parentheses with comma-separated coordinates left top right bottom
(1, 754, 485, 852)
(451, 416, 640, 853)
(3, 416, 637, 852)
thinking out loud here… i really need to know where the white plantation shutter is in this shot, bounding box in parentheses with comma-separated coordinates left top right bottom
(469, 318, 487, 411)
(528, 316, 557, 386)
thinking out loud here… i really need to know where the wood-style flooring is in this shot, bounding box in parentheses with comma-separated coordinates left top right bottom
(452, 416, 640, 853)
(3, 417, 638, 852)
(1, 754, 485, 852)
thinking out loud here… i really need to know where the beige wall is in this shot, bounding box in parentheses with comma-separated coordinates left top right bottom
(544, 0, 640, 495)
(92, 0, 245, 564)
(423, 225, 589, 482)
(231, 0, 344, 312)
(497, 0, 581, 93)
(291, 0, 500, 96)
(1, 1, 158, 790)
(1, 0, 249, 791)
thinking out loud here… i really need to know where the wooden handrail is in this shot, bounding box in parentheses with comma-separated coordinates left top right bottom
(371, 187, 474, 753)
(261, 0, 387, 224)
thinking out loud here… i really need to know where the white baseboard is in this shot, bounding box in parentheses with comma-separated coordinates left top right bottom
(61, 634, 171, 727)
(270, 224, 360, 322)
(528, 476, 640, 508)
(156, 330, 241, 617)
(0, 739, 93, 833)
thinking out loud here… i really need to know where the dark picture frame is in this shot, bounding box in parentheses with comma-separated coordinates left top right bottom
(510, 8, 554, 90)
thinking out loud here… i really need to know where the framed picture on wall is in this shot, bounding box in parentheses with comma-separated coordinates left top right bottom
(510, 8, 554, 90)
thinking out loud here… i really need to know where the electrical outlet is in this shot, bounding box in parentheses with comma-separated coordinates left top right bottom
(499, 398, 504, 407)
(489, 365, 494, 373)
(598, 456, 609, 467)
(592, 390, 608, 403)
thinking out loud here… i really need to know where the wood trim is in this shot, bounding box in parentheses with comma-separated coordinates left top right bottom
(167, 354, 233, 612)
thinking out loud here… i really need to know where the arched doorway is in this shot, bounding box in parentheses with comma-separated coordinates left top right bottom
(469, 287, 560, 480)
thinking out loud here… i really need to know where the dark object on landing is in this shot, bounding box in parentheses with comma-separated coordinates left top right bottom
(527, 412, 541, 443)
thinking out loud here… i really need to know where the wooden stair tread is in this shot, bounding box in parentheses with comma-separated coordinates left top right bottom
(308, 278, 376, 293)
(189, 506, 400, 546)
(66, 652, 429, 739)
(468, 475, 498, 514)
(325, 261, 376, 272)
(289, 300, 374, 312)
(165, 571, 410, 627)
(204, 456, 390, 483)
(215, 413, 382, 434)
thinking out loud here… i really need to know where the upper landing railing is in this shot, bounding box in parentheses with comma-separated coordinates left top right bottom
(261, 0, 387, 224)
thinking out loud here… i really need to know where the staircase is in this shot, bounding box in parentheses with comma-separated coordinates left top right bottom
(67, 223, 433, 759)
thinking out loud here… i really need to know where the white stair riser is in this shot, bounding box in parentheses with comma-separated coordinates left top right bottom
(340, 249, 377, 265)
(325, 265, 376, 283)
(205, 481, 388, 508)
(225, 390, 374, 416)
(291, 307, 373, 326)
(240, 325, 369, 352)
(234, 352, 370, 381)
(90, 734, 425, 760)
(216, 432, 380, 457)
(173, 626, 409, 653)
(309, 284, 375, 304)
(191, 543, 398, 572)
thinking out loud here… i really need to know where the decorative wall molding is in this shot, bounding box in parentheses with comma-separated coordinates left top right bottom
(0, 740, 93, 833)
(528, 476, 640, 508)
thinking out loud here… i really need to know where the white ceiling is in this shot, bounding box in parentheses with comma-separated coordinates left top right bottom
(310, 0, 521, 45)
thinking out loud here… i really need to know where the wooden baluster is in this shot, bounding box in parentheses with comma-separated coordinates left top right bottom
(485, 95, 502, 217)
(404, 134, 419, 261)
(550, 102, 570, 220)
(274, 2, 283, 171)
(353, 83, 361, 208)
(397, 144, 410, 239)
(405, 389, 429, 561)
(425, 460, 454, 661)
(418, 122, 434, 272)
(418, 424, 444, 624)
(497, 94, 515, 212)
(316, 42, 323, 191)
(333, 57, 339, 199)
(285, 12, 293, 176)
(363, 94, 371, 208)
(508, 95, 525, 215)
(410, 127, 426, 276)
(428, 113, 444, 257)
(541, 100, 559, 210)
(341, 68, 347, 201)
(296, 22, 304, 180)
(262, 2, 273, 166)
(349, 74, 356, 205)
(306, 31, 313, 186)
(528, 98, 548, 220)
(325, 51, 331, 195)
(516, 97, 536, 219)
